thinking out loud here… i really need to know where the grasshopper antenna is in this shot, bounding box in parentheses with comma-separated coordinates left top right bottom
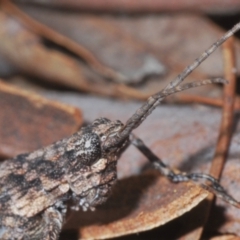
(103, 78, 226, 150)
(164, 22, 240, 91)
(103, 22, 240, 150)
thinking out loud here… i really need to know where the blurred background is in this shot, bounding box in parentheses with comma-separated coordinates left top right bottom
(1, 1, 240, 239)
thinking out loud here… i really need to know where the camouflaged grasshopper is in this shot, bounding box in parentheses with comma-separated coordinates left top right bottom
(0, 22, 240, 240)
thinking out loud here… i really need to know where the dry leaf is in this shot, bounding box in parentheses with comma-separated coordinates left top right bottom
(0, 80, 82, 158)
(64, 171, 208, 239)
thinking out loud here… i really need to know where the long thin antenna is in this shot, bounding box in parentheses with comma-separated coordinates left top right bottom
(122, 78, 226, 132)
(106, 22, 240, 148)
(103, 78, 226, 150)
(164, 22, 240, 91)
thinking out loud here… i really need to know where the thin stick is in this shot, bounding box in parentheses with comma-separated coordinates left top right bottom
(210, 37, 236, 179)
(175, 37, 237, 240)
(197, 37, 237, 238)
(167, 93, 240, 110)
(1, 1, 126, 82)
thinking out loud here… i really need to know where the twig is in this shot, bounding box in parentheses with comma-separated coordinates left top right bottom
(1, 0, 126, 82)
(177, 36, 236, 240)
(198, 37, 236, 238)
(167, 93, 240, 110)
(209, 37, 236, 179)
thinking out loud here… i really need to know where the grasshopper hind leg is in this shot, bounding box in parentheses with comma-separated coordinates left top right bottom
(131, 134, 240, 208)
(17, 202, 68, 240)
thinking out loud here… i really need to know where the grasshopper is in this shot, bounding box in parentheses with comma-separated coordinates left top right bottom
(0, 22, 240, 239)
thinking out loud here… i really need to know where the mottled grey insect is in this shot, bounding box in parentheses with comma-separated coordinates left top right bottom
(0, 22, 240, 240)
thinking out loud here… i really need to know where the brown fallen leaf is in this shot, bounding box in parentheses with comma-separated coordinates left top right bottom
(0, 80, 82, 158)
(63, 170, 208, 239)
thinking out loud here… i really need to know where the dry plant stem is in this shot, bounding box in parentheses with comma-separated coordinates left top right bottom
(168, 94, 240, 110)
(199, 37, 236, 238)
(1, 1, 126, 82)
(210, 37, 236, 179)
(176, 36, 237, 240)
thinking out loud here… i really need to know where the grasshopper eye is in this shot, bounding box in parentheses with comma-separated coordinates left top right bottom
(68, 133, 102, 166)
(101, 135, 107, 141)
